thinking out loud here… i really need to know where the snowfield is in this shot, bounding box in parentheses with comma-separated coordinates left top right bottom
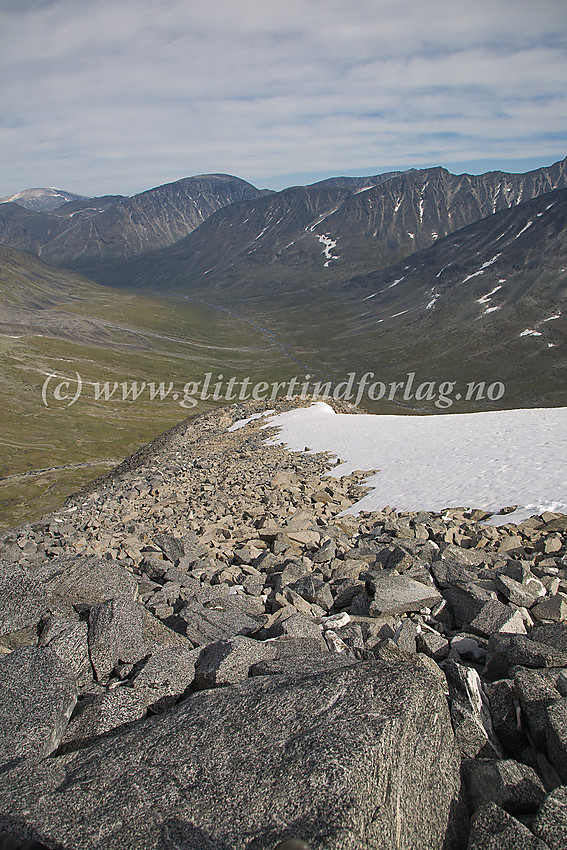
(256, 402, 567, 524)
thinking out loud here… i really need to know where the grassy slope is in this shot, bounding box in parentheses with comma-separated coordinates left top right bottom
(0, 250, 295, 529)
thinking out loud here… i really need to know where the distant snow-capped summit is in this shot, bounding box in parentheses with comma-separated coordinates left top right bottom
(0, 187, 90, 212)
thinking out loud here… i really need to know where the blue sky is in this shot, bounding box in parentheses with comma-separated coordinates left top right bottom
(1, 0, 566, 197)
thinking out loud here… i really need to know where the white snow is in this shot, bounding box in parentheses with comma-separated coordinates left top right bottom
(316, 234, 339, 266)
(363, 293, 377, 301)
(543, 313, 562, 322)
(390, 310, 408, 318)
(426, 294, 440, 309)
(462, 270, 484, 284)
(259, 402, 567, 524)
(228, 410, 275, 431)
(520, 329, 543, 338)
(388, 277, 404, 288)
(482, 306, 500, 315)
(476, 285, 503, 305)
(515, 221, 533, 239)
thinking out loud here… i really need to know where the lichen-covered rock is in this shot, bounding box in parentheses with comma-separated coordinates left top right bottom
(0, 658, 467, 850)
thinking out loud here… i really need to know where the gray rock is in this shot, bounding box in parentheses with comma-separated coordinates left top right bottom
(485, 634, 567, 680)
(532, 594, 567, 623)
(260, 609, 324, 642)
(544, 697, 567, 783)
(179, 600, 260, 646)
(38, 617, 91, 684)
(532, 786, 567, 850)
(194, 636, 278, 688)
(288, 575, 334, 611)
(141, 609, 192, 653)
(514, 667, 563, 750)
(367, 574, 441, 616)
(417, 630, 450, 662)
(430, 559, 477, 588)
(133, 644, 202, 711)
(60, 687, 147, 750)
(0, 561, 46, 637)
(467, 802, 551, 849)
(462, 758, 546, 813)
(37, 555, 137, 609)
(469, 600, 526, 639)
(0, 658, 467, 850)
(484, 679, 527, 758)
(0, 647, 76, 765)
(394, 618, 418, 653)
(494, 573, 542, 608)
(443, 659, 503, 758)
(530, 623, 567, 653)
(88, 597, 147, 681)
(250, 653, 354, 678)
(443, 582, 495, 629)
(152, 532, 184, 564)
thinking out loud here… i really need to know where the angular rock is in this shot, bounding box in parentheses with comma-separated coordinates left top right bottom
(38, 617, 91, 684)
(462, 758, 546, 813)
(417, 631, 450, 662)
(151, 532, 185, 565)
(544, 697, 567, 783)
(38, 555, 137, 609)
(514, 667, 563, 750)
(60, 687, 147, 750)
(367, 574, 441, 617)
(194, 636, 278, 689)
(532, 594, 567, 623)
(88, 597, 147, 681)
(259, 609, 324, 642)
(0, 647, 76, 765)
(133, 644, 202, 711)
(530, 622, 567, 653)
(0, 561, 46, 637)
(484, 679, 527, 758)
(467, 802, 551, 850)
(443, 659, 503, 758)
(443, 582, 495, 629)
(0, 658, 467, 850)
(485, 633, 567, 680)
(430, 559, 477, 588)
(494, 573, 543, 608)
(179, 600, 260, 646)
(532, 786, 567, 850)
(469, 599, 526, 639)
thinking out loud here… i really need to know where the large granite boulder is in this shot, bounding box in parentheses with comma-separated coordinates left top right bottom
(0, 657, 466, 850)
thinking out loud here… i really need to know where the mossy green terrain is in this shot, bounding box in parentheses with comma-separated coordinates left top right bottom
(0, 248, 295, 529)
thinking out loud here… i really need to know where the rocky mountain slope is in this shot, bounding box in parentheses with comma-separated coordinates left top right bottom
(85, 157, 567, 295)
(0, 188, 89, 212)
(0, 174, 265, 266)
(0, 399, 566, 849)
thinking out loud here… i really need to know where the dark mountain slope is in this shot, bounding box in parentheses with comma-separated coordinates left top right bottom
(85, 158, 567, 297)
(0, 174, 265, 267)
(289, 187, 567, 407)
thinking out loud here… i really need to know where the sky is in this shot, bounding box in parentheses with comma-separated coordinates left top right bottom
(260, 402, 567, 525)
(1, 0, 566, 198)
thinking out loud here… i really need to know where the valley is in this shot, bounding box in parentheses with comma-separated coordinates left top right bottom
(0, 158, 565, 529)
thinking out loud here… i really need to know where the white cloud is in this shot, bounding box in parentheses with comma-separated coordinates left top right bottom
(0, 0, 565, 195)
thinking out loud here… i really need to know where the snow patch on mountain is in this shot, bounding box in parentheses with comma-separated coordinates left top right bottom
(262, 402, 567, 523)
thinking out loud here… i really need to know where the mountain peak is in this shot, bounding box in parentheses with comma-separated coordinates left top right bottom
(0, 187, 90, 212)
